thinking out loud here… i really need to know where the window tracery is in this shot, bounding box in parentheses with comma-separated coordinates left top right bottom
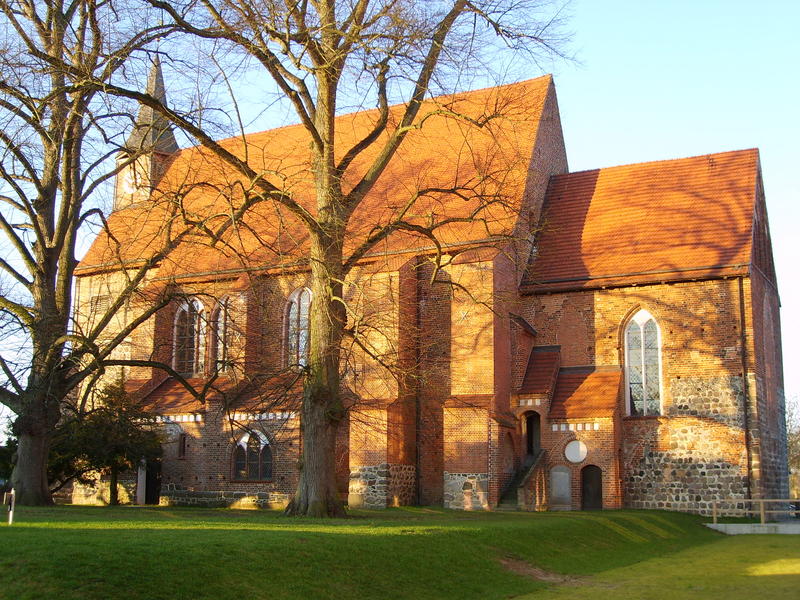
(625, 309, 662, 416)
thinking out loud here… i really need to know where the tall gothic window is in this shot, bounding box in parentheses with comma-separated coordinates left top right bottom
(212, 297, 232, 373)
(174, 299, 205, 375)
(232, 432, 273, 480)
(625, 310, 662, 416)
(286, 287, 311, 367)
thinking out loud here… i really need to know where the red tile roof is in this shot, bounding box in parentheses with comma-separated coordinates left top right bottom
(548, 367, 622, 419)
(524, 149, 759, 292)
(518, 346, 560, 395)
(132, 378, 206, 415)
(131, 373, 302, 415)
(78, 77, 554, 278)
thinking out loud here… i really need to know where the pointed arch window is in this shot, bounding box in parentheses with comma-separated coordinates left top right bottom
(212, 297, 233, 373)
(174, 299, 205, 375)
(285, 287, 311, 367)
(625, 310, 662, 416)
(233, 432, 273, 481)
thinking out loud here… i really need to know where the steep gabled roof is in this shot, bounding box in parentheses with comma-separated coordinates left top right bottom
(523, 149, 760, 292)
(78, 76, 555, 278)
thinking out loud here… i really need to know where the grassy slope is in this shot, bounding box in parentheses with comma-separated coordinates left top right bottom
(0, 507, 795, 600)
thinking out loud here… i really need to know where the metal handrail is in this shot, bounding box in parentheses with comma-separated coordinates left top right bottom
(711, 498, 799, 524)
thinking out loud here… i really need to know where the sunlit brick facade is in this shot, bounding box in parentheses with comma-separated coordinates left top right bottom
(74, 72, 788, 513)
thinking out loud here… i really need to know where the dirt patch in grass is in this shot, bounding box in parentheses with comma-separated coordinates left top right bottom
(498, 557, 586, 585)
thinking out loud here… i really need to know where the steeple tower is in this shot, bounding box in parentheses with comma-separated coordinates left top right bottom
(114, 56, 178, 211)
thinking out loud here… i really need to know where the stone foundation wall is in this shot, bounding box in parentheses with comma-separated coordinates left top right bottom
(159, 485, 289, 509)
(388, 464, 416, 506)
(623, 418, 748, 514)
(348, 464, 389, 508)
(668, 375, 744, 426)
(349, 463, 417, 508)
(443, 472, 489, 510)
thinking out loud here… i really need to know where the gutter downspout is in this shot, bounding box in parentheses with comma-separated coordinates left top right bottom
(738, 276, 754, 502)
(414, 260, 423, 506)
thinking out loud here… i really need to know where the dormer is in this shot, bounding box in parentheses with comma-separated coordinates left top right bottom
(114, 56, 179, 211)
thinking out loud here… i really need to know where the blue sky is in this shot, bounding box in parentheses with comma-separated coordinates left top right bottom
(554, 1, 799, 407)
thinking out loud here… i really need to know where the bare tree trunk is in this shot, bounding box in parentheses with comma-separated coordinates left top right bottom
(285, 230, 347, 517)
(287, 397, 345, 517)
(109, 466, 119, 506)
(11, 430, 53, 506)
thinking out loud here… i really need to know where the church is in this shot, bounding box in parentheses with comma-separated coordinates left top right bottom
(74, 68, 788, 512)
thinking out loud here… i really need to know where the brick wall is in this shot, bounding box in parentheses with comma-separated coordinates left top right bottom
(523, 277, 787, 512)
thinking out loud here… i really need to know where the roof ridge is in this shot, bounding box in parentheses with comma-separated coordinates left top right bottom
(200, 74, 554, 149)
(558, 147, 759, 179)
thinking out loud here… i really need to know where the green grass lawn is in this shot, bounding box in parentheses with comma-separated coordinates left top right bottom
(0, 506, 797, 599)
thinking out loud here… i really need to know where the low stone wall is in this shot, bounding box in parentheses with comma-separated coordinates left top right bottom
(159, 485, 289, 509)
(72, 474, 137, 505)
(443, 472, 489, 510)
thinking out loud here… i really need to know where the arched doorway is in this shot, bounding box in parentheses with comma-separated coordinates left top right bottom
(525, 412, 541, 458)
(581, 465, 602, 510)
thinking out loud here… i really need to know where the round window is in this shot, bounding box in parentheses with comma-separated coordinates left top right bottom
(564, 440, 588, 463)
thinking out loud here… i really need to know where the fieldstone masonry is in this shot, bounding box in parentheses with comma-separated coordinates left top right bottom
(668, 375, 745, 426)
(443, 472, 489, 510)
(159, 484, 290, 509)
(348, 464, 416, 508)
(349, 464, 390, 508)
(388, 464, 416, 506)
(623, 375, 751, 514)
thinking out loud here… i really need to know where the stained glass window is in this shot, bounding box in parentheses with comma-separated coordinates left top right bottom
(175, 300, 204, 375)
(213, 297, 232, 373)
(625, 311, 661, 416)
(286, 288, 311, 366)
(233, 433, 273, 481)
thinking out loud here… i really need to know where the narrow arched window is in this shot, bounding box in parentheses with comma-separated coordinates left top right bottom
(625, 310, 662, 416)
(286, 287, 311, 367)
(174, 299, 205, 375)
(233, 444, 246, 480)
(232, 432, 273, 481)
(212, 297, 232, 373)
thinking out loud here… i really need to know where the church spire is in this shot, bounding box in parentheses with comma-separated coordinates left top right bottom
(124, 55, 178, 155)
(114, 56, 178, 211)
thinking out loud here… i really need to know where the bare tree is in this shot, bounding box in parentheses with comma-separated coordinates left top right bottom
(95, 0, 570, 516)
(0, 1, 238, 505)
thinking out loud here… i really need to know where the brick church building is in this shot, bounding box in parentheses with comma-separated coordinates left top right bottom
(74, 69, 788, 512)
